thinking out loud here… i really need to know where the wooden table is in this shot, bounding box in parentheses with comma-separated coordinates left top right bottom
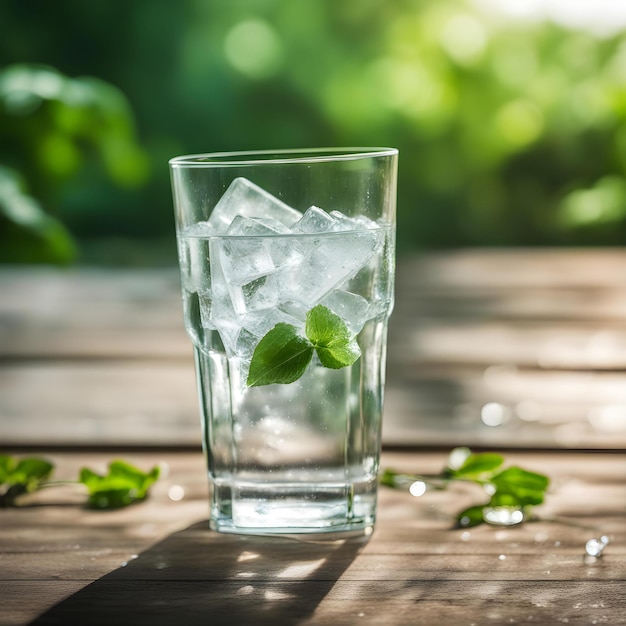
(1, 250, 626, 625)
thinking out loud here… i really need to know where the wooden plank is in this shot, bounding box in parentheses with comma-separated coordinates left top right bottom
(383, 365, 626, 448)
(0, 362, 201, 446)
(3, 252, 626, 448)
(388, 318, 626, 370)
(396, 248, 626, 288)
(0, 450, 624, 626)
(0, 269, 189, 359)
(5, 359, 626, 448)
(10, 579, 624, 626)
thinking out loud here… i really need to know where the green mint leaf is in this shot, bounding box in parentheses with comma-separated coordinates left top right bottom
(449, 452, 505, 480)
(379, 469, 401, 488)
(456, 505, 486, 528)
(305, 304, 361, 369)
(489, 466, 549, 507)
(247, 323, 314, 387)
(79, 460, 160, 509)
(0, 454, 54, 507)
(381, 448, 551, 530)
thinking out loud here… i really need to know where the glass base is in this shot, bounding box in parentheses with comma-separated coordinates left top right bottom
(209, 479, 377, 535)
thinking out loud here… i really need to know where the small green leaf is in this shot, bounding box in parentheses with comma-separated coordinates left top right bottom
(0, 455, 14, 482)
(381, 448, 551, 530)
(306, 304, 361, 369)
(0, 454, 54, 507)
(247, 323, 314, 387)
(456, 505, 486, 528)
(449, 452, 504, 479)
(379, 469, 400, 488)
(79, 460, 160, 509)
(489, 466, 549, 507)
(14, 458, 55, 484)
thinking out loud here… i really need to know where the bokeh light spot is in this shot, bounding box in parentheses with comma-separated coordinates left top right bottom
(440, 14, 487, 65)
(495, 99, 543, 147)
(224, 19, 283, 79)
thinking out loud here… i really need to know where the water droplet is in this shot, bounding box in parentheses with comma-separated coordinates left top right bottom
(409, 480, 426, 497)
(554, 541, 561, 547)
(168, 485, 185, 501)
(585, 537, 609, 557)
(483, 482, 496, 496)
(481, 401, 509, 426)
(484, 507, 524, 526)
(447, 447, 471, 470)
(461, 531, 471, 541)
(498, 554, 506, 561)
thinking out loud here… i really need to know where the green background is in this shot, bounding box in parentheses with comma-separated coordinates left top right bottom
(1, 0, 625, 265)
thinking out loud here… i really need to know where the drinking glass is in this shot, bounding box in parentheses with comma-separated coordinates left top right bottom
(170, 148, 397, 534)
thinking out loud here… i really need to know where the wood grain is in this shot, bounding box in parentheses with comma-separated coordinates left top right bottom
(1, 450, 624, 626)
(3, 251, 626, 448)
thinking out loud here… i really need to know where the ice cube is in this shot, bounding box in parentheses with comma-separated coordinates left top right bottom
(206, 238, 242, 354)
(221, 233, 277, 285)
(292, 206, 380, 235)
(279, 228, 383, 307)
(238, 273, 281, 314)
(207, 177, 302, 234)
(215, 215, 304, 316)
(221, 215, 300, 283)
(329, 210, 379, 231)
(178, 221, 215, 294)
(198, 293, 218, 329)
(277, 300, 309, 323)
(226, 215, 291, 236)
(235, 308, 304, 357)
(319, 289, 370, 334)
(291, 206, 337, 233)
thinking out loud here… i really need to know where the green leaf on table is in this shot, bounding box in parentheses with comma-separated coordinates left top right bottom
(0, 454, 55, 507)
(380, 448, 550, 530)
(456, 505, 487, 528)
(306, 304, 361, 369)
(448, 452, 505, 480)
(379, 468, 401, 489)
(489, 466, 549, 507)
(247, 323, 314, 387)
(79, 460, 160, 509)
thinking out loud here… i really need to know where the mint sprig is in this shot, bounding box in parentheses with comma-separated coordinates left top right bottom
(306, 304, 361, 369)
(0, 453, 159, 509)
(0, 454, 54, 507)
(247, 304, 361, 387)
(79, 460, 160, 509)
(381, 448, 550, 528)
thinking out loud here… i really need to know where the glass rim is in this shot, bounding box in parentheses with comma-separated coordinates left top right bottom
(169, 147, 398, 167)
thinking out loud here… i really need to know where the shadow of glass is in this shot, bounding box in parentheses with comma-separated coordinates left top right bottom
(29, 520, 367, 626)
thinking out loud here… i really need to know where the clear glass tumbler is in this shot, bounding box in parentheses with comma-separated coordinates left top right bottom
(169, 148, 397, 535)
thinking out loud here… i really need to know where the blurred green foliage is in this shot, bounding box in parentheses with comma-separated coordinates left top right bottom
(0, 64, 149, 263)
(1, 0, 626, 264)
